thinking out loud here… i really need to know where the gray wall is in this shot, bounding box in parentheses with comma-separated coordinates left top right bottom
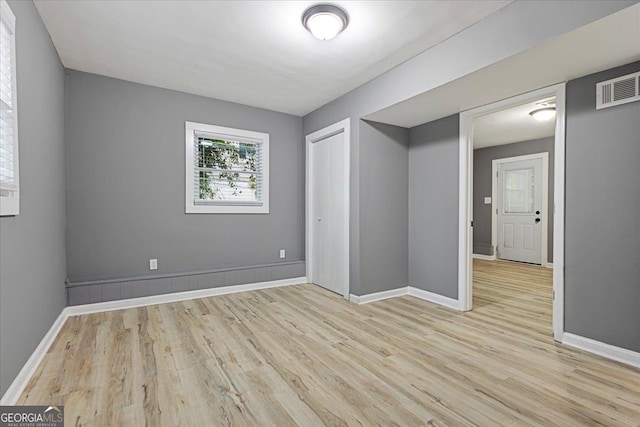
(303, 1, 629, 297)
(359, 121, 409, 294)
(67, 261, 305, 306)
(408, 115, 459, 299)
(565, 61, 640, 352)
(65, 71, 304, 292)
(1, 1, 636, 399)
(473, 137, 554, 262)
(0, 0, 66, 396)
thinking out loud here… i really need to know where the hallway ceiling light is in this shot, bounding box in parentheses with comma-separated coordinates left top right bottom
(302, 4, 349, 41)
(529, 107, 556, 121)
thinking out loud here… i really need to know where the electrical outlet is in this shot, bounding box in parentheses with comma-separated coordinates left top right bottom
(149, 258, 158, 270)
(279, 249, 285, 259)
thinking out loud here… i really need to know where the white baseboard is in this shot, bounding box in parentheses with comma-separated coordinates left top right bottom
(67, 277, 307, 316)
(350, 287, 408, 304)
(1, 277, 307, 404)
(472, 253, 496, 261)
(350, 286, 462, 311)
(408, 287, 462, 310)
(473, 254, 553, 269)
(0, 311, 69, 405)
(562, 333, 640, 369)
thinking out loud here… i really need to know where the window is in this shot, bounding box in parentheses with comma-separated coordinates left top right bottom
(503, 168, 534, 214)
(185, 121, 269, 214)
(0, 0, 19, 216)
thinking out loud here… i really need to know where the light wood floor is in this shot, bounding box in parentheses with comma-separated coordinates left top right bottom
(19, 260, 640, 426)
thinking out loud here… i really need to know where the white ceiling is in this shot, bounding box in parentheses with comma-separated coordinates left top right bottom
(473, 99, 556, 149)
(365, 3, 640, 128)
(34, 0, 510, 116)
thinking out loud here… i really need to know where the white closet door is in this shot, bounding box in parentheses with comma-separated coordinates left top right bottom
(310, 132, 347, 295)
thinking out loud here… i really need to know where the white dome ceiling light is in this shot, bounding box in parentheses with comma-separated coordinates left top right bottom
(529, 107, 556, 121)
(302, 4, 349, 41)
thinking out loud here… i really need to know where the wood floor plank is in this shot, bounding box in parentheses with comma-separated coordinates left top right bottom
(18, 259, 640, 426)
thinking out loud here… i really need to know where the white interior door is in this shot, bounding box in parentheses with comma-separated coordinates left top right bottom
(497, 157, 543, 264)
(309, 132, 347, 295)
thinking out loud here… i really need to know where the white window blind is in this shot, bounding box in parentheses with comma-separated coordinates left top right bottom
(194, 131, 263, 206)
(0, 0, 19, 216)
(503, 168, 534, 214)
(185, 122, 269, 214)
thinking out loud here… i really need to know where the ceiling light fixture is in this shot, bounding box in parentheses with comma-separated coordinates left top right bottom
(529, 107, 556, 121)
(302, 4, 349, 41)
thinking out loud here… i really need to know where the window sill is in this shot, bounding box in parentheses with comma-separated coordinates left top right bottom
(185, 203, 269, 214)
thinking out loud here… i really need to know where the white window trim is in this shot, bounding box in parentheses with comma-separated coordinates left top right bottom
(185, 121, 269, 214)
(0, 0, 19, 216)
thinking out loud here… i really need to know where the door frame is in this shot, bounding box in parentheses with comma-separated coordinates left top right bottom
(458, 83, 566, 341)
(492, 152, 549, 266)
(305, 118, 351, 300)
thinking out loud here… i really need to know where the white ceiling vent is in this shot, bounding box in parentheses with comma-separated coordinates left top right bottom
(596, 71, 640, 110)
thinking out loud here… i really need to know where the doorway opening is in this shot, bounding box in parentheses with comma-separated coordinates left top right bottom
(459, 84, 566, 341)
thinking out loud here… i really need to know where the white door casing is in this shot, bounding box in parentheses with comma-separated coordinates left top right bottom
(458, 83, 566, 342)
(305, 119, 350, 299)
(494, 154, 548, 265)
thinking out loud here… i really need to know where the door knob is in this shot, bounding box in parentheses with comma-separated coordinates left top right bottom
(535, 218, 541, 223)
